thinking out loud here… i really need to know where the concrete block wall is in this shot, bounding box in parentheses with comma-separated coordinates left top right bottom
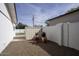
(25, 27, 41, 40)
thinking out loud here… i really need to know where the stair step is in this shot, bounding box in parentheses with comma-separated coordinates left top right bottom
(15, 35, 25, 37)
(14, 37, 25, 39)
(16, 33, 25, 35)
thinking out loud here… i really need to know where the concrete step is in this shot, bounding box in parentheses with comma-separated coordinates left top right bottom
(13, 36, 25, 39)
(16, 33, 25, 35)
(12, 39, 26, 41)
(15, 35, 25, 37)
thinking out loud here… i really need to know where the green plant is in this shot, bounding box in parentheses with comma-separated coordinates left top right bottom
(16, 22, 28, 29)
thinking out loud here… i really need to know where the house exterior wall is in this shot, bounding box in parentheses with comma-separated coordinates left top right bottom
(47, 11, 79, 26)
(0, 3, 11, 20)
(0, 3, 15, 53)
(5, 3, 17, 24)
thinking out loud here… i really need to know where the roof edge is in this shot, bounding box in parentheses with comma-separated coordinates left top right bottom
(46, 8, 79, 22)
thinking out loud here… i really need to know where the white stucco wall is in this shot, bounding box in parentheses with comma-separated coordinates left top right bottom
(0, 4, 15, 53)
(43, 23, 63, 46)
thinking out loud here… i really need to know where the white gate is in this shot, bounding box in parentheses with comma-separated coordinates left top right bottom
(68, 22, 79, 50)
(63, 22, 79, 50)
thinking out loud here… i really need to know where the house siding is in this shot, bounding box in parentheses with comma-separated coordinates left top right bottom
(47, 11, 79, 26)
(0, 3, 15, 53)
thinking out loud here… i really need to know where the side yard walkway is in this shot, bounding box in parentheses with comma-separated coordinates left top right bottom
(1, 40, 79, 56)
(0, 31, 79, 56)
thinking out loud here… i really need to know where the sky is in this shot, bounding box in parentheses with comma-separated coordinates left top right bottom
(15, 3, 79, 26)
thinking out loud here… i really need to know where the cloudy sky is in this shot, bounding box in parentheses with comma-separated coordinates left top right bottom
(15, 3, 79, 26)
